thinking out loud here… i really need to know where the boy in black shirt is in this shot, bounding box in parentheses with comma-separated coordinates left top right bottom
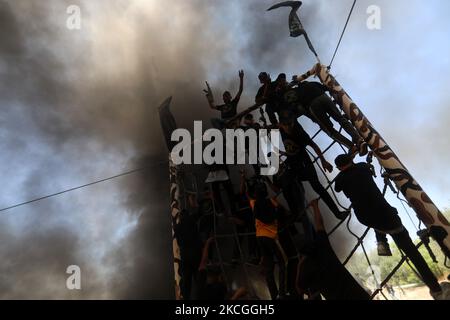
(271, 161, 316, 244)
(278, 110, 349, 221)
(334, 154, 443, 299)
(255, 72, 280, 125)
(206, 70, 244, 129)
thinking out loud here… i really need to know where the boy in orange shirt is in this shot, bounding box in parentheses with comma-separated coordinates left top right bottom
(245, 176, 287, 300)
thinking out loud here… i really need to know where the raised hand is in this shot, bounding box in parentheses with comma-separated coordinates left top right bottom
(321, 160, 334, 173)
(204, 81, 214, 103)
(203, 81, 212, 95)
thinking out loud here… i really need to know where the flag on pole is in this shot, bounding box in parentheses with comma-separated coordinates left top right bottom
(268, 1, 320, 61)
(268, 1, 304, 37)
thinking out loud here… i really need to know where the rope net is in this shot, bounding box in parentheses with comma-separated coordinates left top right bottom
(180, 88, 444, 301)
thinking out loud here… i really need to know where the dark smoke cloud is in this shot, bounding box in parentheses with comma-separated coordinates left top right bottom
(0, 224, 80, 299)
(0, 0, 360, 299)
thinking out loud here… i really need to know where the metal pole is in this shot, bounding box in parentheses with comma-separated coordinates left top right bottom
(312, 63, 450, 258)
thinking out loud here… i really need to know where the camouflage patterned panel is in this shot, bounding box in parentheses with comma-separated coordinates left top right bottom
(169, 157, 182, 300)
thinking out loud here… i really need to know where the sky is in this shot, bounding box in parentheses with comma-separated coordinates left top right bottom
(0, 0, 449, 299)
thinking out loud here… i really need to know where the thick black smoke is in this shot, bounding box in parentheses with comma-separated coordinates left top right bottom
(0, 0, 358, 299)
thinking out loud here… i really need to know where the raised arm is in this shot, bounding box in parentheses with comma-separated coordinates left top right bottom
(234, 70, 244, 102)
(204, 81, 218, 110)
(309, 140, 333, 173)
(293, 65, 318, 83)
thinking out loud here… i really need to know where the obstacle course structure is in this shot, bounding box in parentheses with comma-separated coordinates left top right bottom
(158, 2, 450, 300)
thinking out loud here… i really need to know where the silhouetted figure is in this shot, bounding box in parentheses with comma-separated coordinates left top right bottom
(334, 154, 443, 299)
(190, 191, 215, 243)
(271, 161, 316, 244)
(247, 178, 287, 300)
(206, 70, 244, 129)
(278, 77, 367, 156)
(255, 72, 280, 125)
(278, 109, 349, 221)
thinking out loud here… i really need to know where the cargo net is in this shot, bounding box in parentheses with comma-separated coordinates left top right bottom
(182, 105, 443, 301)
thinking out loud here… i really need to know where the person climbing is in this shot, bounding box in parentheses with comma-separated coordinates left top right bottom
(276, 201, 303, 299)
(246, 177, 287, 300)
(296, 199, 371, 300)
(334, 154, 444, 299)
(173, 209, 203, 300)
(270, 159, 316, 244)
(255, 72, 281, 125)
(278, 109, 349, 221)
(242, 170, 302, 294)
(189, 190, 215, 244)
(276, 74, 367, 156)
(205, 70, 244, 129)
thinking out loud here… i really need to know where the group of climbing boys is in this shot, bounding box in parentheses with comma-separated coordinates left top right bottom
(174, 68, 445, 301)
